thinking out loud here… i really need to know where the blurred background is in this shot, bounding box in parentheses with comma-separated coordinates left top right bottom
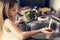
(18, 0, 60, 10)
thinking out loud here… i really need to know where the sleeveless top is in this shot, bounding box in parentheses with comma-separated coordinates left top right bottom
(2, 26, 20, 40)
(2, 29, 20, 40)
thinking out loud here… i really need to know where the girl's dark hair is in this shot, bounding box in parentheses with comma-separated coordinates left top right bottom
(9, 0, 18, 9)
(3, 7, 8, 20)
(3, 0, 18, 20)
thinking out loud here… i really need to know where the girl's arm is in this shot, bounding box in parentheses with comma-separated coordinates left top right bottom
(4, 19, 53, 40)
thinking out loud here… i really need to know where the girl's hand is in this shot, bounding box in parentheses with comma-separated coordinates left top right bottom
(40, 27, 54, 35)
(15, 17, 24, 25)
(18, 18, 24, 23)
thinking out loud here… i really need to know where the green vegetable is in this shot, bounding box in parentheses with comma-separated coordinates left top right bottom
(25, 10, 38, 20)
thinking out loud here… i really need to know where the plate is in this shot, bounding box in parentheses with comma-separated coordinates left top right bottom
(38, 16, 49, 21)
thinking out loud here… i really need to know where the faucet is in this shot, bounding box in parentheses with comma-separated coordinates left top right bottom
(51, 15, 60, 23)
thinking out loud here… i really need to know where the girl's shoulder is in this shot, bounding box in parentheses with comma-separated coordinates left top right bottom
(4, 19, 13, 24)
(3, 19, 13, 27)
(5, 19, 11, 22)
(3, 19, 11, 32)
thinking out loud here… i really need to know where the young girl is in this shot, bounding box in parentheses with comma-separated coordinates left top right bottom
(1, 0, 53, 40)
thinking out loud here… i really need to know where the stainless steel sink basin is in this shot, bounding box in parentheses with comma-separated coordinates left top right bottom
(27, 22, 60, 39)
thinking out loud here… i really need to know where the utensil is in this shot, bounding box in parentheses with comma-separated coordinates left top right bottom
(48, 18, 52, 29)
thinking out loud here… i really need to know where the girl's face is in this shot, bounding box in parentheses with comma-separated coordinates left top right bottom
(8, 3, 18, 19)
